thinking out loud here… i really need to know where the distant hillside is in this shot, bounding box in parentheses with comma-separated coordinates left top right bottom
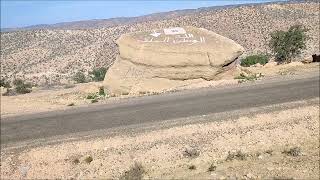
(1, 1, 319, 85)
(1, 1, 288, 32)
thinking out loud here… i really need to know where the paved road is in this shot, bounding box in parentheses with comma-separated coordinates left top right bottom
(1, 75, 319, 145)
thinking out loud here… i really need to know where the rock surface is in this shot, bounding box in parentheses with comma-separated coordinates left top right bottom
(104, 26, 244, 94)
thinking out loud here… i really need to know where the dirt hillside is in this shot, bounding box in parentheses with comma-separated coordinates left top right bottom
(1, 1, 319, 85)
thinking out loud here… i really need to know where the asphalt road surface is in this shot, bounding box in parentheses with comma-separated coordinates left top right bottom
(1, 75, 319, 145)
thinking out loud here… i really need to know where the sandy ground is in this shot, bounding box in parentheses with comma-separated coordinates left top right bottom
(1, 100, 319, 179)
(0, 82, 106, 117)
(244, 61, 319, 77)
(1, 62, 319, 117)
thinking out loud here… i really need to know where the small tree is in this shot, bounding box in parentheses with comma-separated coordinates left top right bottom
(269, 25, 308, 63)
(13, 79, 32, 94)
(89, 67, 107, 82)
(73, 72, 86, 83)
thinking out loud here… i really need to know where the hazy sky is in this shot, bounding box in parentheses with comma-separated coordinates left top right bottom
(1, 0, 280, 29)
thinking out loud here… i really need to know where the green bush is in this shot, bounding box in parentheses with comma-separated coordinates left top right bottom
(98, 86, 106, 96)
(234, 72, 264, 83)
(73, 72, 86, 83)
(86, 93, 98, 99)
(13, 79, 32, 94)
(0, 78, 11, 88)
(91, 99, 98, 103)
(89, 67, 107, 82)
(240, 54, 268, 67)
(269, 25, 308, 63)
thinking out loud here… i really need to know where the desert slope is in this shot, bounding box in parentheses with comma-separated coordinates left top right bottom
(1, 1, 319, 85)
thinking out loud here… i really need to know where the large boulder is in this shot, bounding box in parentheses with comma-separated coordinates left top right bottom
(104, 26, 244, 95)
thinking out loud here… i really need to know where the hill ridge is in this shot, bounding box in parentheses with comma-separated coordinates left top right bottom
(1, 1, 318, 85)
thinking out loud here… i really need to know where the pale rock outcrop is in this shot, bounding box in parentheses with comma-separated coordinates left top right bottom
(104, 26, 244, 95)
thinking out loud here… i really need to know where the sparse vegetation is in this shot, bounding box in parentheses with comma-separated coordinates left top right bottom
(265, 149, 273, 155)
(183, 146, 200, 158)
(255, 152, 262, 157)
(72, 158, 80, 164)
(91, 99, 98, 103)
(121, 92, 129, 96)
(73, 72, 86, 83)
(119, 162, 145, 180)
(139, 91, 147, 95)
(84, 156, 93, 163)
(89, 67, 108, 82)
(208, 163, 217, 172)
(234, 72, 263, 83)
(86, 88, 106, 102)
(240, 54, 269, 67)
(226, 150, 247, 161)
(282, 147, 302, 157)
(98, 86, 106, 96)
(86, 93, 98, 99)
(13, 79, 32, 94)
(188, 165, 196, 170)
(0, 78, 11, 88)
(269, 25, 308, 63)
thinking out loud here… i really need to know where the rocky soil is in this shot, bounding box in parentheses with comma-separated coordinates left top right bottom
(1, 100, 319, 179)
(1, 1, 319, 85)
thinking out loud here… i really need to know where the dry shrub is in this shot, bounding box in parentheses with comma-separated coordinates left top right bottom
(119, 162, 145, 180)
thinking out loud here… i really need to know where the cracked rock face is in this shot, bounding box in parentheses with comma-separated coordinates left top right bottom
(104, 26, 244, 95)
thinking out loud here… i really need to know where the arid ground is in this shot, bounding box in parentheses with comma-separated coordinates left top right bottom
(1, 99, 319, 179)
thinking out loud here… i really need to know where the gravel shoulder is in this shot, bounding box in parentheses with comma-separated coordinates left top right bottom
(1, 98, 319, 179)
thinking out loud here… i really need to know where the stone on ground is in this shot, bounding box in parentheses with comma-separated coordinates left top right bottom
(104, 26, 244, 95)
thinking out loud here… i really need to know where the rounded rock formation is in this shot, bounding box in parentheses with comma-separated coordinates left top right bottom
(104, 26, 244, 95)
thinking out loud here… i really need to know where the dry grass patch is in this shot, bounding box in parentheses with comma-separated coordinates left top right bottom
(119, 162, 145, 180)
(226, 150, 248, 161)
(282, 147, 302, 157)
